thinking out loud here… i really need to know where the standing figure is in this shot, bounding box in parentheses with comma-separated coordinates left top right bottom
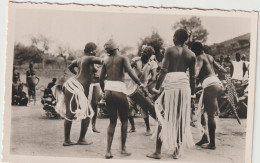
(147, 29, 196, 159)
(99, 39, 144, 159)
(26, 63, 40, 105)
(191, 42, 227, 149)
(58, 42, 103, 146)
(127, 45, 158, 136)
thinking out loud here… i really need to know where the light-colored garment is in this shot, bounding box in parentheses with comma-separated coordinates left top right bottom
(196, 76, 222, 119)
(153, 72, 194, 155)
(231, 61, 244, 80)
(55, 77, 94, 122)
(105, 80, 127, 94)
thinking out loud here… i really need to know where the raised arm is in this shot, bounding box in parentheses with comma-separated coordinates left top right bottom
(213, 60, 227, 73)
(189, 56, 196, 96)
(123, 57, 141, 86)
(68, 59, 78, 75)
(155, 49, 170, 90)
(99, 64, 107, 93)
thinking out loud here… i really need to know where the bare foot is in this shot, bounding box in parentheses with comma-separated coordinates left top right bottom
(196, 138, 209, 146)
(128, 128, 136, 133)
(105, 152, 113, 159)
(172, 149, 180, 159)
(63, 141, 76, 146)
(93, 128, 100, 133)
(77, 140, 93, 145)
(201, 143, 216, 150)
(145, 130, 152, 136)
(121, 149, 131, 156)
(146, 153, 161, 159)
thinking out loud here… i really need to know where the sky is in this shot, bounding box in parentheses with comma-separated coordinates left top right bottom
(14, 8, 251, 54)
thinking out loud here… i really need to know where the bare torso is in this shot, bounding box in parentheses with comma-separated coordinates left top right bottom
(103, 54, 126, 82)
(72, 56, 102, 87)
(166, 46, 196, 72)
(197, 53, 215, 83)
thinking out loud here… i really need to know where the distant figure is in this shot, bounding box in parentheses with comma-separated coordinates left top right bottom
(241, 54, 249, 81)
(13, 67, 20, 82)
(231, 53, 246, 81)
(26, 63, 40, 105)
(47, 78, 57, 90)
(12, 76, 28, 106)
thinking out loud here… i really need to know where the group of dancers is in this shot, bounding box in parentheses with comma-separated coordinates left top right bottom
(54, 28, 230, 159)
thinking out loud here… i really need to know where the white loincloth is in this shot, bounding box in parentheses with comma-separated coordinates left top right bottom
(55, 77, 94, 123)
(104, 80, 127, 94)
(197, 76, 222, 119)
(153, 72, 194, 155)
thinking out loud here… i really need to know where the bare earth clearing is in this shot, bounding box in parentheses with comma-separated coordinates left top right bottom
(10, 100, 246, 163)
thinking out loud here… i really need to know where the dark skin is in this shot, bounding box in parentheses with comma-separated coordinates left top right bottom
(128, 53, 157, 135)
(147, 42, 196, 159)
(100, 49, 142, 158)
(64, 54, 103, 146)
(26, 66, 40, 105)
(195, 52, 227, 149)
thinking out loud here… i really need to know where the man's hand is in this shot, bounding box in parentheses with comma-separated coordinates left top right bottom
(191, 94, 196, 99)
(152, 87, 160, 94)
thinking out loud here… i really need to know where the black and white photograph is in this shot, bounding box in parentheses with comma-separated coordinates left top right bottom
(2, 2, 258, 163)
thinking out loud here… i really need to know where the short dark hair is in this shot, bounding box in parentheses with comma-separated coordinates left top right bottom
(174, 29, 189, 45)
(191, 42, 203, 56)
(84, 42, 97, 54)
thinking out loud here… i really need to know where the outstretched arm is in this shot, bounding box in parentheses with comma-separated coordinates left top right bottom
(99, 64, 106, 93)
(123, 57, 141, 86)
(213, 60, 227, 73)
(155, 49, 170, 90)
(68, 59, 78, 75)
(90, 56, 104, 65)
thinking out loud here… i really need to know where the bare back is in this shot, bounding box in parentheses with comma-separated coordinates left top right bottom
(73, 56, 102, 86)
(197, 53, 215, 83)
(103, 54, 127, 82)
(165, 46, 196, 72)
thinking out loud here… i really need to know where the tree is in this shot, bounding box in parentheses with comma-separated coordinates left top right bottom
(173, 16, 209, 47)
(137, 31, 164, 56)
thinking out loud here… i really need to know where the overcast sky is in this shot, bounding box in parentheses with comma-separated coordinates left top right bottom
(14, 8, 251, 54)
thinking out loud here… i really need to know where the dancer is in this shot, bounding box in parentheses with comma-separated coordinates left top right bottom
(127, 45, 158, 136)
(191, 42, 227, 149)
(147, 29, 196, 159)
(100, 39, 144, 159)
(57, 42, 103, 146)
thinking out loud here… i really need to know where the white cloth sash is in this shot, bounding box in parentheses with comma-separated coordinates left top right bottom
(104, 80, 127, 94)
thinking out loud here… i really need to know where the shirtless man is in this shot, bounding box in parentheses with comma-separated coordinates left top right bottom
(147, 29, 196, 159)
(62, 42, 103, 146)
(99, 39, 144, 159)
(191, 42, 227, 149)
(26, 63, 40, 104)
(128, 45, 157, 136)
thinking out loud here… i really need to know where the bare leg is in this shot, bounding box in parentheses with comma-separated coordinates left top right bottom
(144, 117, 152, 136)
(201, 85, 221, 150)
(196, 113, 209, 146)
(128, 116, 136, 133)
(63, 119, 76, 146)
(106, 119, 117, 158)
(77, 118, 93, 145)
(147, 126, 162, 159)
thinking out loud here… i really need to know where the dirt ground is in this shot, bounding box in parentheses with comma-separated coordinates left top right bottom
(10, 99, 247, 163)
